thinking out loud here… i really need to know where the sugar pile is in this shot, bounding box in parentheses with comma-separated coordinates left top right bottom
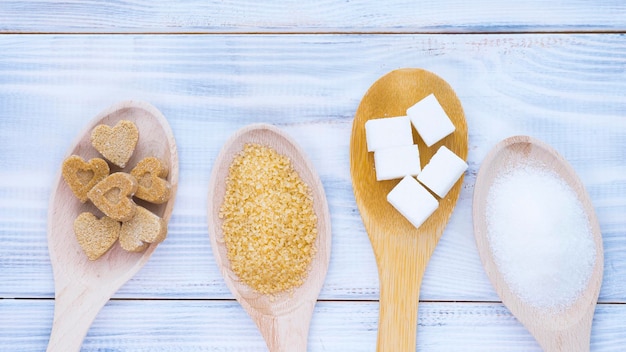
(486, 163, 596, 310)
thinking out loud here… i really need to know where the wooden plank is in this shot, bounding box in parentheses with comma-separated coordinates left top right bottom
(0, 1, 625, 33)
(1, 299, 625, 351)
(0, 34, 625, 303)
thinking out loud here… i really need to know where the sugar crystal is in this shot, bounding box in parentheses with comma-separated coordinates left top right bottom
(365, 116, 412, 152)
(387, 175, 438, 229)
(486, 163, 596, 310)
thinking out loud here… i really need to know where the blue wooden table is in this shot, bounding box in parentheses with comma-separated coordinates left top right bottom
(1, 2, 625, 351)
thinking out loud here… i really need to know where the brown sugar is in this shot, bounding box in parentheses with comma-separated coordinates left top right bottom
(91, 120, 139, 168)
(62, 155, 110, 203)
(130, 157, 171, 204)
(119, 205, 167, 252)
(66, 118, 172, 260)
(219, 143, 317, 295)
(87, 172, 138, 222)
(74, 212, 121, 260)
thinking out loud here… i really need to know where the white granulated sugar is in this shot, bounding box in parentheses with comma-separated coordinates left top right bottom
(486, 164, 596, 310)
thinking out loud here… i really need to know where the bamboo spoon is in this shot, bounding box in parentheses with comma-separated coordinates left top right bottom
(472, 135, 603, 352)
(350, 68, 468, 351)
(207, 123, 331, 352)
(46, 101, 178, 352)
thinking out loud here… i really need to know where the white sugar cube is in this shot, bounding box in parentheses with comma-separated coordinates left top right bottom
(387, 175, 438, 229)
(365, 116, 413, 152)
(407, 94, 455, 147)
(374, 145, 421, 181)
(417, 146, 468, 198)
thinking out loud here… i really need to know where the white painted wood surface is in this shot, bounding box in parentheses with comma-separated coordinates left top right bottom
(473, 136, 604, 351)
(46, 101, 179, 352)
(0, 1, 625, 33)
(2, 299, 626, 351)
(0, 2, 625, 350)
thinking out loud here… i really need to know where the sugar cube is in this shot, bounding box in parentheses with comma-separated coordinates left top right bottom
(365, 116, 413, 152)
(373, 145, 421, 181)
(417, 146, 468, 198)
(407, 94, 455, 147)
(387, 175, 438, 229)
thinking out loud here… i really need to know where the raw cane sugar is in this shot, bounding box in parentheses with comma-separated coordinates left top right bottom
(130, 156, 171, 204)
(219, 143, 318, 295)
(119, 206, 167, 252)
(91, 120, 139, 168)
(73, 212, 120, 260)
(87, 172, 138, 222)
(62, 155, 110, 203)
(486, 163, 596, 310)
(62, 118, 172, 260)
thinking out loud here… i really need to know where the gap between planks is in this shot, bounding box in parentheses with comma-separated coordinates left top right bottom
(4, 297, 626, 305)
(0, 30, 624, 35)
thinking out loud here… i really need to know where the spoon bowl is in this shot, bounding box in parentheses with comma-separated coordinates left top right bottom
(207, 123, 331, 352)
(46, 101, 178, 352)
(472, 135, 603, 351)
(350, 68, 468, 351)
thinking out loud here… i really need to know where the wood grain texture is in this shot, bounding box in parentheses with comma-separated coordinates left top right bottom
(0, 33, 625, 351)
(207, 124, 331, 351)
(2, 299, 626, 351)
(46, 101, 179, 352)
(0, 34, 625, 304)
(350, 68, 468, 351)
(0, 1, 625, 33)
(473, 136, 604, 352)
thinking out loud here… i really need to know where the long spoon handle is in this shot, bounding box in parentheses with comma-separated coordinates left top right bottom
(47, 281, 109, 352)
(375, 231, 429, 352)
(255, 300, 315, 352)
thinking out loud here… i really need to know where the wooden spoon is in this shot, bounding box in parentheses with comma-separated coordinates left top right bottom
(349, 68, 468, 351)
(46, 101, 179, 352)
(472, 135, 603, 352)
(207, 123, 331, 352)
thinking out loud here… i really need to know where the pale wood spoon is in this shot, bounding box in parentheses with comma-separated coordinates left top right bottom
(207, 123, 331, 352)
(350, 68, 468, 351)
(472, 135, 603, 352)
(46, 101, 178, 352)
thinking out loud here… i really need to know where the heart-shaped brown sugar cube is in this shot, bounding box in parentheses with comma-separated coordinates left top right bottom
(119, 206, 167, 252)
(62, 155, 110, 203)
(91, 120, 139, 168)
(74, 212, 120, 260)
(130, 157, 171, 204)
(88, 172, 138, 222)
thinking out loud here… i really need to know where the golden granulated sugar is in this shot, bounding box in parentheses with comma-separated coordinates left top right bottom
(219, 143, 318, 295)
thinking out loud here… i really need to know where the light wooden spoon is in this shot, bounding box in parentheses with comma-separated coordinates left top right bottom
(207, 123, 331, 352)
(46, 101, 178, 352)
(350, 68, 468, 351)
(472, 135, 603, 352)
